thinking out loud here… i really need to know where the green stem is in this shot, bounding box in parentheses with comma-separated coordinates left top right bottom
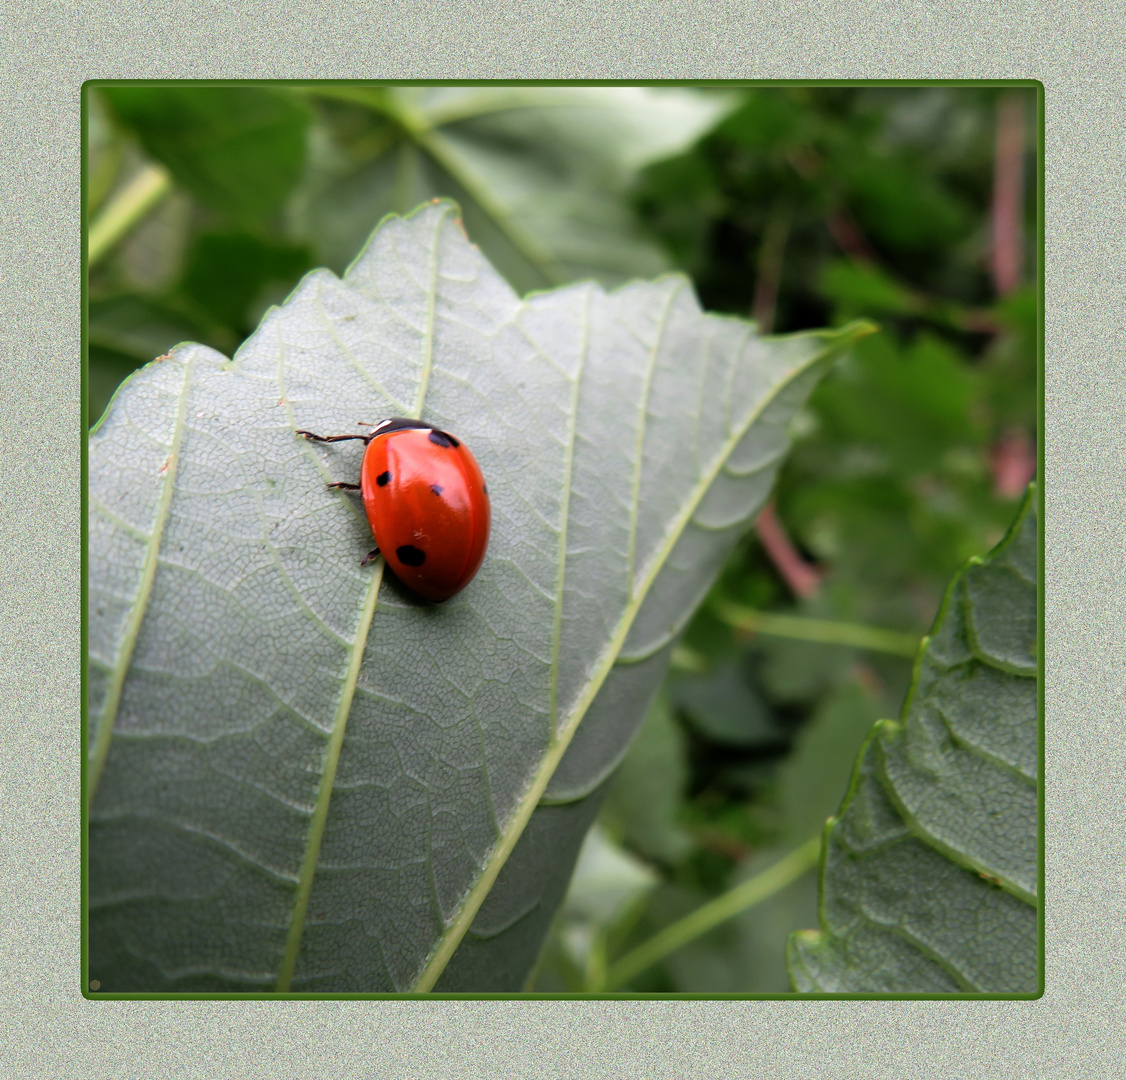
(670, 643, 709, 673)
(751, 197, 792, 335)
(602, 835, 822, 991)
(712, 598, 921, 658)
(87, 163, 173, 267)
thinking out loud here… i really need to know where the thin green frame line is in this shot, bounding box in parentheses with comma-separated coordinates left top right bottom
(80, 80, 90, 997)
(1035, 79, 1046, 998)
(83, 78, 1046, 88)
(81, 78, 1044, 1003)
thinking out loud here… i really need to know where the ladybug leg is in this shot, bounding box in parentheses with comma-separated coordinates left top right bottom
(327, 482, 361, 492)
(360, 547, 381, 567)
(296, 430, 372, 444)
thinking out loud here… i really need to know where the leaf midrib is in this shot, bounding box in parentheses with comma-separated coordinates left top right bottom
(275, 211, 443, 991)
(409, 328, 857, 991)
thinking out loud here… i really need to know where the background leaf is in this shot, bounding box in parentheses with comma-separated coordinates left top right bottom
(88, 201, 869, 993)
(600, 692, 694, 866)
(787, 485, 1038, 993)
(531, 823, 659, 991)
(669, 657, 783, 748)
(290, 86, 736, 294)
(100, 85, 312, 226)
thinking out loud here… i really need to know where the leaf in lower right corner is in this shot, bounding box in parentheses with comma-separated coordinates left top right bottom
(787, 485, 1039, 994)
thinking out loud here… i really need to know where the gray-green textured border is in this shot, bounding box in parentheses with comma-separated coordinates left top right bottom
(1, 6, 1116, 1073)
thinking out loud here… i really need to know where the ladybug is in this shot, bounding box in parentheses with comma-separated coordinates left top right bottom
(296, 417, 490, 603)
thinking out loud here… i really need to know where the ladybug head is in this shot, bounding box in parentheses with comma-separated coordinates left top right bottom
(368, 417, 460, 447)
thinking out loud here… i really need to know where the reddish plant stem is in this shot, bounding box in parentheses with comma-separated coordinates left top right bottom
(747, 187, 823, 597)
(986, 95, 1033, 497)
(989, 427, 1037, 498)
(755, 501, 821, 599)
(850, 661, 885, 698)
(824, 208, 878, 265)
(786, 145, 877, 265)
(992, 93, 1027, 296)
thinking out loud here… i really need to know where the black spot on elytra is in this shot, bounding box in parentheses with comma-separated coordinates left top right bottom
(428, 429, 460, 448)
(396, 544, 426, 567)
(430, 484, 444, 496)
(376, 470, 391, 486)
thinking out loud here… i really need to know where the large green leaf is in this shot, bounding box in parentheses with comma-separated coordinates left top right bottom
(787, 485, 1038, 993)
(290, 86, 735, 294)
(87, 200, 871, 993)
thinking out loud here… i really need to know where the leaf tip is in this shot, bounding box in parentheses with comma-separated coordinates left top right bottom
(848, 318, 881, 341)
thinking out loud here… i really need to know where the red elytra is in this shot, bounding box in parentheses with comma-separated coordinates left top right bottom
(297, 418, 490, 603)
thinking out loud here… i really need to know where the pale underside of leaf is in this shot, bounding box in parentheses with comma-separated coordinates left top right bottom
(88, 201, 868, 993)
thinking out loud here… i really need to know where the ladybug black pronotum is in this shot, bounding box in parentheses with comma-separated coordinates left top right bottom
(297, 418, 490, 602)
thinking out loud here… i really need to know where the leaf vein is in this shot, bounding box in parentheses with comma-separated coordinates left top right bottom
(626, 282, 683, 598)
(88, 355, 194, 810)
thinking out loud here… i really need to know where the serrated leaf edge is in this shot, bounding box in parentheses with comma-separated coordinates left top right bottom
(794, 726, 978, 994)
(874, 723, 1036, 906)
(787, 485, 1039, 992)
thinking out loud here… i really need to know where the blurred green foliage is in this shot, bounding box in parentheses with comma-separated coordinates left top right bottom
(84, 82, 1038, 994)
